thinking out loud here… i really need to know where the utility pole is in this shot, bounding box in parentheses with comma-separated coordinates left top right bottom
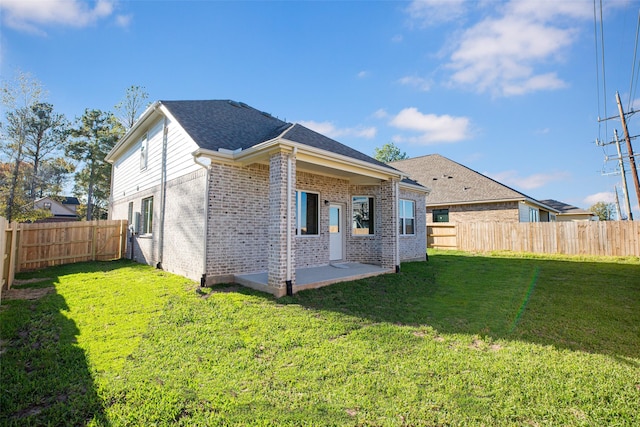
(614, 129, 633, 220)
(615, 91, 640, 215)
(614, 185, 623, 221)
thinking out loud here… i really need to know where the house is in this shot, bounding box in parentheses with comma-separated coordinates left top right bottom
(538, 199, 597, 221)
(389, 154, 558, 224)
(34, 196, 80, 222)
(106, 100, 428, 297)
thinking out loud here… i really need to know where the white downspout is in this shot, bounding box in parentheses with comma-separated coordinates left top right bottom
(395, 180, 401, 272)
(193, 154, 212, 286)
(157, 117, 169, 269)
(286, 147, 297, 283)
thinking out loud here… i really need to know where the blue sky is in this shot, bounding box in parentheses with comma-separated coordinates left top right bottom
(2, 0, 640, 218)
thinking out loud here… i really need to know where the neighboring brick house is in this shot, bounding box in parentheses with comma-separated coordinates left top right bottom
(538, 199, 597, 222)
(106, 100, 428, 297)
(390, 154, 558, 224)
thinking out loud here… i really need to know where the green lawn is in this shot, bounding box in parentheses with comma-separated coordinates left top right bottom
(1, 251, 639, 426)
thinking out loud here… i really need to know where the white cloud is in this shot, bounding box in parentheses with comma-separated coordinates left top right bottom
(115, 14, 132, 28)
(584, 192, 616, 205)
(405, 0, 468, 27)
(298, 120, 377, 140)
(389, 107, 470, 145)
(1, 0, 117, 34)
(357, 70, 370, 79)
(391, 34, 403, 43)
(488, 170, 570, 190)
(372, 109, 389, 119)
(397, 75, 432, 92)
(444, 0, 591, 96)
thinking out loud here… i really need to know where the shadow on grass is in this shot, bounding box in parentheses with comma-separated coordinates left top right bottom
(280, 253, 640, 361)
(1, 267, 112, 426)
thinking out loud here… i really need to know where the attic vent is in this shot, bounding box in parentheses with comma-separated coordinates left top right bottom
(239, 102, 250, 108)
(261, 111, 272, 118)
(228, 100, 242, 108)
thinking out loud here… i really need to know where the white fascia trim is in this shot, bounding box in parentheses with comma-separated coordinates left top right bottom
(192, 136, 403, 181)
(105, 101, 162, 163)
(399, 181, 430, 194)
(278, 139, 403, 180)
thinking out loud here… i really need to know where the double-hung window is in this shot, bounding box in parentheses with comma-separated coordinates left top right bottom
(141, 197, 153, 235)
(352, 196, 374, 235)
(295, 191, 318, 235)
(399, 199, 415, 235)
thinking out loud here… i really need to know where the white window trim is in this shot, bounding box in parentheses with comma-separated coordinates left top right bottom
(295, 190, 320, 237)
(141, 196, 153, 235)
(351, 195, 375, 236)
(399, 199, 416, 236)
(140, 132, 149, 171)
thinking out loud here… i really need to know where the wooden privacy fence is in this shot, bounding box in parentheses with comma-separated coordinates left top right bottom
(0, 219, 127, 293)
(429, 221, 640, 257)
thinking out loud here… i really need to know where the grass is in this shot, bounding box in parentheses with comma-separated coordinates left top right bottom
(1, 252, 639, 426)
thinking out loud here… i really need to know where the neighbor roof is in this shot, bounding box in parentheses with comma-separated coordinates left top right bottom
(161, 100, 390, 170)
(390, 154, 554, 210)
(538, 199, 594, 216)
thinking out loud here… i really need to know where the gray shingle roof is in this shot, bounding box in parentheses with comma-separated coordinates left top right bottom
(390, 154, 536, 205)
(161, 100, 392, 170)
(161, 100, 290, 151)
(283, 124, 391, 169)
(538, 199, 593, 216)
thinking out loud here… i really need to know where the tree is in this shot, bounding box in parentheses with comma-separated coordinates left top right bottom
(1, 71, 46, 221)
(67, 109, 124, 220)
(23, 102, 71, 199)
(114, 85, 150, 130)
(373, 142, 409, 163)
(589, 201, 615, 221)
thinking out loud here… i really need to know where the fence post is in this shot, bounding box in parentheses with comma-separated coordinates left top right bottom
(7, 222, 19, 287)
(91, 221, 98, 261)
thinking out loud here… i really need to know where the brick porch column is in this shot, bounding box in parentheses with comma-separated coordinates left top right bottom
(268, 150, 296, 296)
(379, 178, 399, 270)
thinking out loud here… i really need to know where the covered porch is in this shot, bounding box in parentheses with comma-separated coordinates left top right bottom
(236, 262, 393, 295)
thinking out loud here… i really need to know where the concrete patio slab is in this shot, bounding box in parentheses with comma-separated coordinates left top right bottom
(235, 263, 393, 295)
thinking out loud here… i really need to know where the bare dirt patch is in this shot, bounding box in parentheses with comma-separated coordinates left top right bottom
(2, 286, 54, 301)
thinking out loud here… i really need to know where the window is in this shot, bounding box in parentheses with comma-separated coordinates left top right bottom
(433, 208, 449, 223)
(140, 133, 148, 170)
(296, 191, 318, 235)
(529, 207, 539, 223)
(399, 199, 415, 235)
(127, 202, 133, 225)
(43, 201, 52, 210)
(352, 196, 374, 235)
(141, 197, 153, 234)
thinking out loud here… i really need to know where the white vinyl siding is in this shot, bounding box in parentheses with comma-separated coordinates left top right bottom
(111, 116, 200, 202)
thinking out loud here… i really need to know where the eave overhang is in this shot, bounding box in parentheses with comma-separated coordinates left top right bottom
(193, 137, 407, 185)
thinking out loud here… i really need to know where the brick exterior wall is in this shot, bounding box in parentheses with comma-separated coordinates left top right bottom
(113, 156, 427, 291)
(427, 201, 520, 224)
(295, 171, 350, 268)
(399, 187, 427, 261)
(206, 162, 271, 280)
(110, 168, 207, 281)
